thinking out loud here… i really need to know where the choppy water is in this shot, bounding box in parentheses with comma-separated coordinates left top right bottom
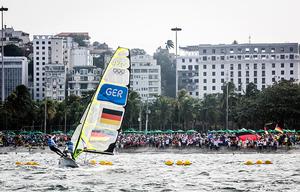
(0, 151, 300, 192)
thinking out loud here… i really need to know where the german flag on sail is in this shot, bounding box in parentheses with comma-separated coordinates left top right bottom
(99, 108, 123, 126)
(90, 130, 110, 142)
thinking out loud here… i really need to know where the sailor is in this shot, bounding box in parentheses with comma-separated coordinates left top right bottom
(47, 135, 65, 157)
(64, 137, 74, 159)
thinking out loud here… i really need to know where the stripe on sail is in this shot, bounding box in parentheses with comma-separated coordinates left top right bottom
(72, 47, 130, 160)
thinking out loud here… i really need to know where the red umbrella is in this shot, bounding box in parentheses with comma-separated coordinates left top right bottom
(238, 134, 260, 141)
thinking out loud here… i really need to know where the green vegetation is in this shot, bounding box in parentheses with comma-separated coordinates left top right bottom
(0, 80, 299, 133)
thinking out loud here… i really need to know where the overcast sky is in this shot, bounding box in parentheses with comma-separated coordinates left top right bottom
(3, 0, 300, 54)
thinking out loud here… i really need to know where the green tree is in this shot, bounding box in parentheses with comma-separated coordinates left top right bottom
(4, 44, 25, 56)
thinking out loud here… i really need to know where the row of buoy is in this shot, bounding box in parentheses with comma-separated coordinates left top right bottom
(165, 160, 192, 166)
(89, 160, 113, 165)
(244, 160, 272, 165)
(15, 161, 40, 166)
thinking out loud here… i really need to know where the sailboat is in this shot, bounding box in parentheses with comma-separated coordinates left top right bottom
(59, 47, 131, 168)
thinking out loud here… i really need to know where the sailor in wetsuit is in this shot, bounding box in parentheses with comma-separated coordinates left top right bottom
(64, 137, 74, 159)
(47, 135, 65, 157)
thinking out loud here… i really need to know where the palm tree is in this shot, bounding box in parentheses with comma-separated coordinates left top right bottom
(165, 40, 174, 50)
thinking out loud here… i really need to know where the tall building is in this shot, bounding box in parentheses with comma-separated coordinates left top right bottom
(67, 66, 101, 97)
(177, 43, 300, 98)
(130, 55, 161, 102)
(70, 47, 93, 67)
(0, 56, 28, 100)
(33, 35, 65, 100)
(44, 64, 66, 101)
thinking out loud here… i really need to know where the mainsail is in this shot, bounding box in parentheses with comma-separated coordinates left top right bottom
(72, 47, 130, 159)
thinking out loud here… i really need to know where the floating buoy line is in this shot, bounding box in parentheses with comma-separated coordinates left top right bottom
(165, 160, 192, 166)
(89, 160, 113, 166)
(15, 161, 40, 166)
(244, 160, 273, 165)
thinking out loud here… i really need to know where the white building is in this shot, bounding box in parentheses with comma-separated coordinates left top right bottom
(177, 43, 300, 98)
(0, 56, 28, 100)
(70, 47, 93, 67)
(67, 66, 101, 97)
(44, 64, 66, 101)
(33, 35, 65, 100)
(130, 55, 161, 102)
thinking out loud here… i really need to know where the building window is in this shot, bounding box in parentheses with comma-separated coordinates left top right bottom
(212, 79, 216, 83)
(221, 64, 224, 69)
(238, 78, 241, 84)
(196, 58, 199, 62)
(189, 59, 192, 63)
(272, 63, 275, 68)
(182, 59, 185, 63)
(254, 71, 257, 77)
(262, 85, 265, 89)
(230, 64, 233, 70)
(238, 85, 241, 91)
(290, 63, 293, 68)
(238, 64, 241, 70)
(262, 71, 265, 76)
(246, 71, 249, 77)
(281, 71, 284, 75)
(203, 72, 207, 76)
(230, 71, 233, 77)
(203, 86, 207, 90)
(212, 65, 215, 69)
(220, 56, 225, 60)
(262, 78, 265, 84)
(272, 78, 275, 82)
(290, 47, 293, 52)
(280, 55, 285, 59)
(195, 65, 199, 70)
(203, 56, 207, 61)
(262, 63, 265, 69)
(272, 71, 275, 75)
(221, 71, 224, 76)
(211, 56, 216, 61)
(238, 71, 241, 77)
(203, 65, 207, 69)
(196, 92, 199, 96)
(212, 49, 216, 54)
(212, 72, 216, 76)
(212, 86, 216, 90)
(203, 79, 207, 83)
(281, 63, 284, 68)
(261, 48, 266, 53)
(182, 65, 186, 70)
(188, 65, 193, 70)
(203, 49, 206, 54)
(246, 78, 249, 83)
(254, 78, 257, 83)
(195, 79, 199, 83)
(289, 54, 294, 59)
(237, 55, 242, 60)
(290, 70, 293, 75)
(254, 63, 257, 69)
(221, 79, 224, 83)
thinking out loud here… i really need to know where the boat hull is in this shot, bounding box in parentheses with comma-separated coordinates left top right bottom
(58, 157, 79, 168)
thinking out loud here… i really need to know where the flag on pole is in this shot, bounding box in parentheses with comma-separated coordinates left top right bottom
(275, 124, 283, 134)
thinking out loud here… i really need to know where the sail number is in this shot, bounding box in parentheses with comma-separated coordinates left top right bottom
(97, 84, 128, 106)
(106, 88, 123, 98)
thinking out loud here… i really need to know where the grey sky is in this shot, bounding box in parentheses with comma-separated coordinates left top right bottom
(3, 0, 300, 54)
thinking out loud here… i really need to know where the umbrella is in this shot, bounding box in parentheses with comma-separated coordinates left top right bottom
(153, 130, 163, 134)
(123, 128, 137, 134)
(175, 130, 185, 133)
(164, 129, 174, 134)
(51, 130, 63, 134)
(238, 134, 260, 141)
(186, 129, 198, 134)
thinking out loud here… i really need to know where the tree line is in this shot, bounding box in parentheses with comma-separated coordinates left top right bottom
(1, 80, 299, 133)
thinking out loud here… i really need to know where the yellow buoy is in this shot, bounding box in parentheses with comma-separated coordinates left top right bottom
(264, 160, 273, 164)
(25, 161, 34, 165)
(176, 160, 183, 165)
(99, 160, 106, 165)
(165, 160, 174, 166)
(89, 159, 97, 165)
(184, 160, 192, 166)
(15, 161, 22, 165)
(31, 162, 39, 166)
(244, 160, 254, 165)
(105, 161, 113, 166)
(256, 160, 263, 164)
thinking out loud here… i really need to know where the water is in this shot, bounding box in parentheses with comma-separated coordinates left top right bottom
(0, 151, 300, 191)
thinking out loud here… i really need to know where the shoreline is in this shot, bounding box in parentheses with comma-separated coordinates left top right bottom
(0, 146, 299, 155)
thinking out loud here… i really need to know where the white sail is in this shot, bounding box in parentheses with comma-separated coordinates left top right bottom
(72, 47, 130, 159)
